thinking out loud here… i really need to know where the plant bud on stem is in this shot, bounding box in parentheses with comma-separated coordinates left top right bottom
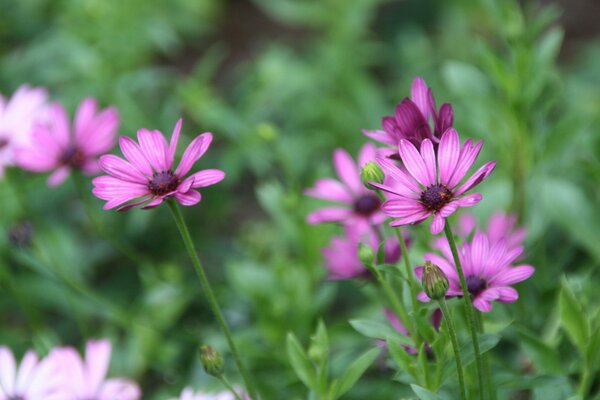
(360, 162, 385, 189)
(422, 261, 449, 301)
(200, 345, 225, 377)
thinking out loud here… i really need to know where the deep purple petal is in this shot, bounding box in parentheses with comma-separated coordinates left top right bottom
(410, 76, 434, 120)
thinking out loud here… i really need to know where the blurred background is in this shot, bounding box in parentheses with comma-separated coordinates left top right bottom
(0, 0, 599, 398)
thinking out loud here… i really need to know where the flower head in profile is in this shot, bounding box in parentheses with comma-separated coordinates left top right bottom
(373, 128, 496, 235)
(0, 85, 48, 179)
(172, 387, 248, 400)
(92, 118, 225, 211)
(15, 97, 118, 186)
(305, 143, 385, 234)
(457, 211, 526, 251)
(49, 339, 141, 400)
(363, 77, 453, 151)
(416, 231, 535, 312)
(0, 346, 62, 400)
(322, 228, 401, 280)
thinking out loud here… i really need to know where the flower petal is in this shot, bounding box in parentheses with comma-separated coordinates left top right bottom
(430, 213, 446, 235)
(47, 166, 71, 187)
(454, 161, 496, 196)
(332, 148, 361, 194)
(99, 154, 147, 184)
(175, 133, 213, 177)
(85, 340, 111, 394)
(119, 136, 153, 177)
(307, 207, 352, 224)
(168, 118, 182, 170)
(437, 128, 460, 186)
(376, 156, 422, 197)
(410, 76, 434, 120)
(0, 347, 16, 394)
(361, 129, 397, 146)
(181, 169, 225, 189)
(419, 139, 437, 186)
(137, 129, 169, 172)
(305, 178, 354, 203)
(489, 265, 534, 286)
(399, 139, 431, 187)
(447, 139, 483, 189)
(174, 190, 202, 206)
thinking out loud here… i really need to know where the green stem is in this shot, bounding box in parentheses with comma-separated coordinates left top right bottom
(438, 298, 467, 400)
(577, 363, 592, 398)
(443, 222, 485, 400)
(475, 312, 495, 400)
(167, 201, 257, 400)
(374, 269, 416, 343)
(395, 228, 419, 311)
(218, 375, 243, 400)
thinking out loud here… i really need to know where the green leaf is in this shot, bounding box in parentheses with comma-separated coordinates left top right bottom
(410, 384, 446, 400)
(349, 319, 412, 346)
(518, 329, 562, 374)
(387, 336, 419, 380)
(330, 347, 380, 399)
(441, 333, 500, 382)
(286, 332, 317, 389)
(559, 278, 590, 353)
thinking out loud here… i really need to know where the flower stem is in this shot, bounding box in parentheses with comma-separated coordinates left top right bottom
(218, 375, 243, 400)
(167, 200, 257, 400)
(438, 298, 467, 400)
(395, 227, 419, 311)
(475, 312, 496, 400)
(443, 222, 485, 400)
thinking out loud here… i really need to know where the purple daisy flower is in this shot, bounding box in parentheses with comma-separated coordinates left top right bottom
(362, 76, 453, 151)
(322, 228, 401, 280)
(416, 231, 535, 312)
(305, 143, 385, 234)
(15, 98, 119, 187)
(457, 211, 526, 251)
(372, 128, 496, 235)
(92, 118, 225, 211)
(0, 346, 63, 400)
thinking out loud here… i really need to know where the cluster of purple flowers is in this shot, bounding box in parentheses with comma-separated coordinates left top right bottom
(305, 77, 534, 329)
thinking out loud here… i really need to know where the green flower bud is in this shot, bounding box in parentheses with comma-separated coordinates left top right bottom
(199, 345, 224, 377)
(360, 162, 385, 189)
(422, 261, 449, 301)
(358, 242, 375, 267)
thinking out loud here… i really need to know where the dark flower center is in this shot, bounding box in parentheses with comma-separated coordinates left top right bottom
(466, 275, 487, 297)
(148, 170, 179, 195)
(8, 396, 25, 400)
(420, 184, 453, 212)
(61, 145, 86, 168)
(0, 137, 9, 150)
(353, 194, 381, 216)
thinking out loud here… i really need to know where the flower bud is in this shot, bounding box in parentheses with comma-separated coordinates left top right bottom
(357, 242, 375, 267)
(422, 261, 449, 301)
(199, 345, 224, 377)
(360, 162, 385, 189)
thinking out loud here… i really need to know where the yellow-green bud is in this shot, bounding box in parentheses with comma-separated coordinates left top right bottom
(357, 242, 375, 267)
(199, 345, 224, 377)
(360, 162, 385, 189)
(422, 261, 449, 301)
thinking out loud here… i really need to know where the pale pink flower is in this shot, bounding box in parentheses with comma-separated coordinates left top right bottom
(0, 85, 48, 179)
(15, 97, 119, 186)
(322, 228, 401, 280)
(172, 387, 248, 400)
(49, 339, 141, 400)
(416, 231, 535, 312)
(305, 143, 385, 234)
(372, 128, 496, 235)
(0, 346, 62, 400)
(92, 118, 225, 211)
(362, 77, 453, 152)
(457, 211, 526, 250)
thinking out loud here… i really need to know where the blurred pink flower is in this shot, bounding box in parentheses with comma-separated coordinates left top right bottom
(0, 346, 62, 400)
(173, 387, 248, 400)
(49, 339, 141, 400)
(322, 228, 401, 280)
(383, 308, 442, 354)
(416, 231, 534, 312)
(0, 85, 48, 179)
(372, 128, 496, 235)
(15, 97, 119, 187)
(457, 211, 526, 250)
(92, 118, 225, 211)
(305, 143, 385, 234)
(362, 76, 453, 151)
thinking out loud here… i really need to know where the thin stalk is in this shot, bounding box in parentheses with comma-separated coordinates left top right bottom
(218, 375, 243, 400)
(475, 312, 495, 400)
(443, 222, 485, 400)
(438, 298, 467, 400)
(167, 201, 257, 400)
(374, 269, 417, 343)
(577, 367, 592, 398)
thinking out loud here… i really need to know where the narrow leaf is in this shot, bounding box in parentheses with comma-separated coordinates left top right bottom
(286, 332, 317, 389)
(559, 278, 590, 353)
(332, 347, 381, 399)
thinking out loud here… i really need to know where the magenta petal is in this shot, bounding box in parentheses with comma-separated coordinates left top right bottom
(168, 118, 182, 169)
(137, 129, 169, 172)
(47, 166, 71, 187)
(447, 140, 483, 189)
(85, 340, 111, 393)
(382, 198, 426, 216)
(399, 139, 432, 187)
(376, 157, 422, 196)
(119, 137, 153, 177)
(470, 232, 490, 276)
(48, 103, 71, 149)
(417, 292, 431, 302)
(74, 98, 97, 139)
(384, 309, 409, 335)
(174, 190, 202, 206)
(430, 213, 445, 235)
(410, 76, 434, 120)
(80, 107, 119, 156)
(99, 155, 147, 183)
(0, 347, 16, 393)
(357, 142, 377, 167)
(489, 265, 534, 286)
(496, 286, 519, 303)
(457, 213, 476, 237)
(473, 297, 493, 312)
(184, 169, 225, 188)
(361, 129, 397, 146)
(92, 176, 149, 209)
(305, 178, 354, 203)
(307, 207, 352, 224)
(174, 133, 213, 177)
(394, 99, 431, 143)
(454, 161, 496, 196)
(438, 128, 460, 186)
(439, 201, 459, 218)
(333, 148, 361, 194)
(420, 139, 437, 186)
(389, 209, 431, 226)
(97, 378, 141, 400)
(456, 193, 482, 207)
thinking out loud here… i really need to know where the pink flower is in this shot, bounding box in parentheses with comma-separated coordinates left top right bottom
(305, 143, 385, 234)
(383, 308, 442, 354)
(0, 346, 62, 400)
(92, 118, 225, 211)
(0, 85, 48, 179)
(322, 228, 401, 280)
(49, 339, 141, 400)
(372, 128, 496, 235)
(457, 211, 526, 251)
(173, 387, 248, 400)
(362, 77, 453, 151)
(15, 97, 119, 187)
(416, 231, 535, 312)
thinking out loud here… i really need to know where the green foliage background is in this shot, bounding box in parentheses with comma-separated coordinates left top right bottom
(0, 0, 599, 398)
